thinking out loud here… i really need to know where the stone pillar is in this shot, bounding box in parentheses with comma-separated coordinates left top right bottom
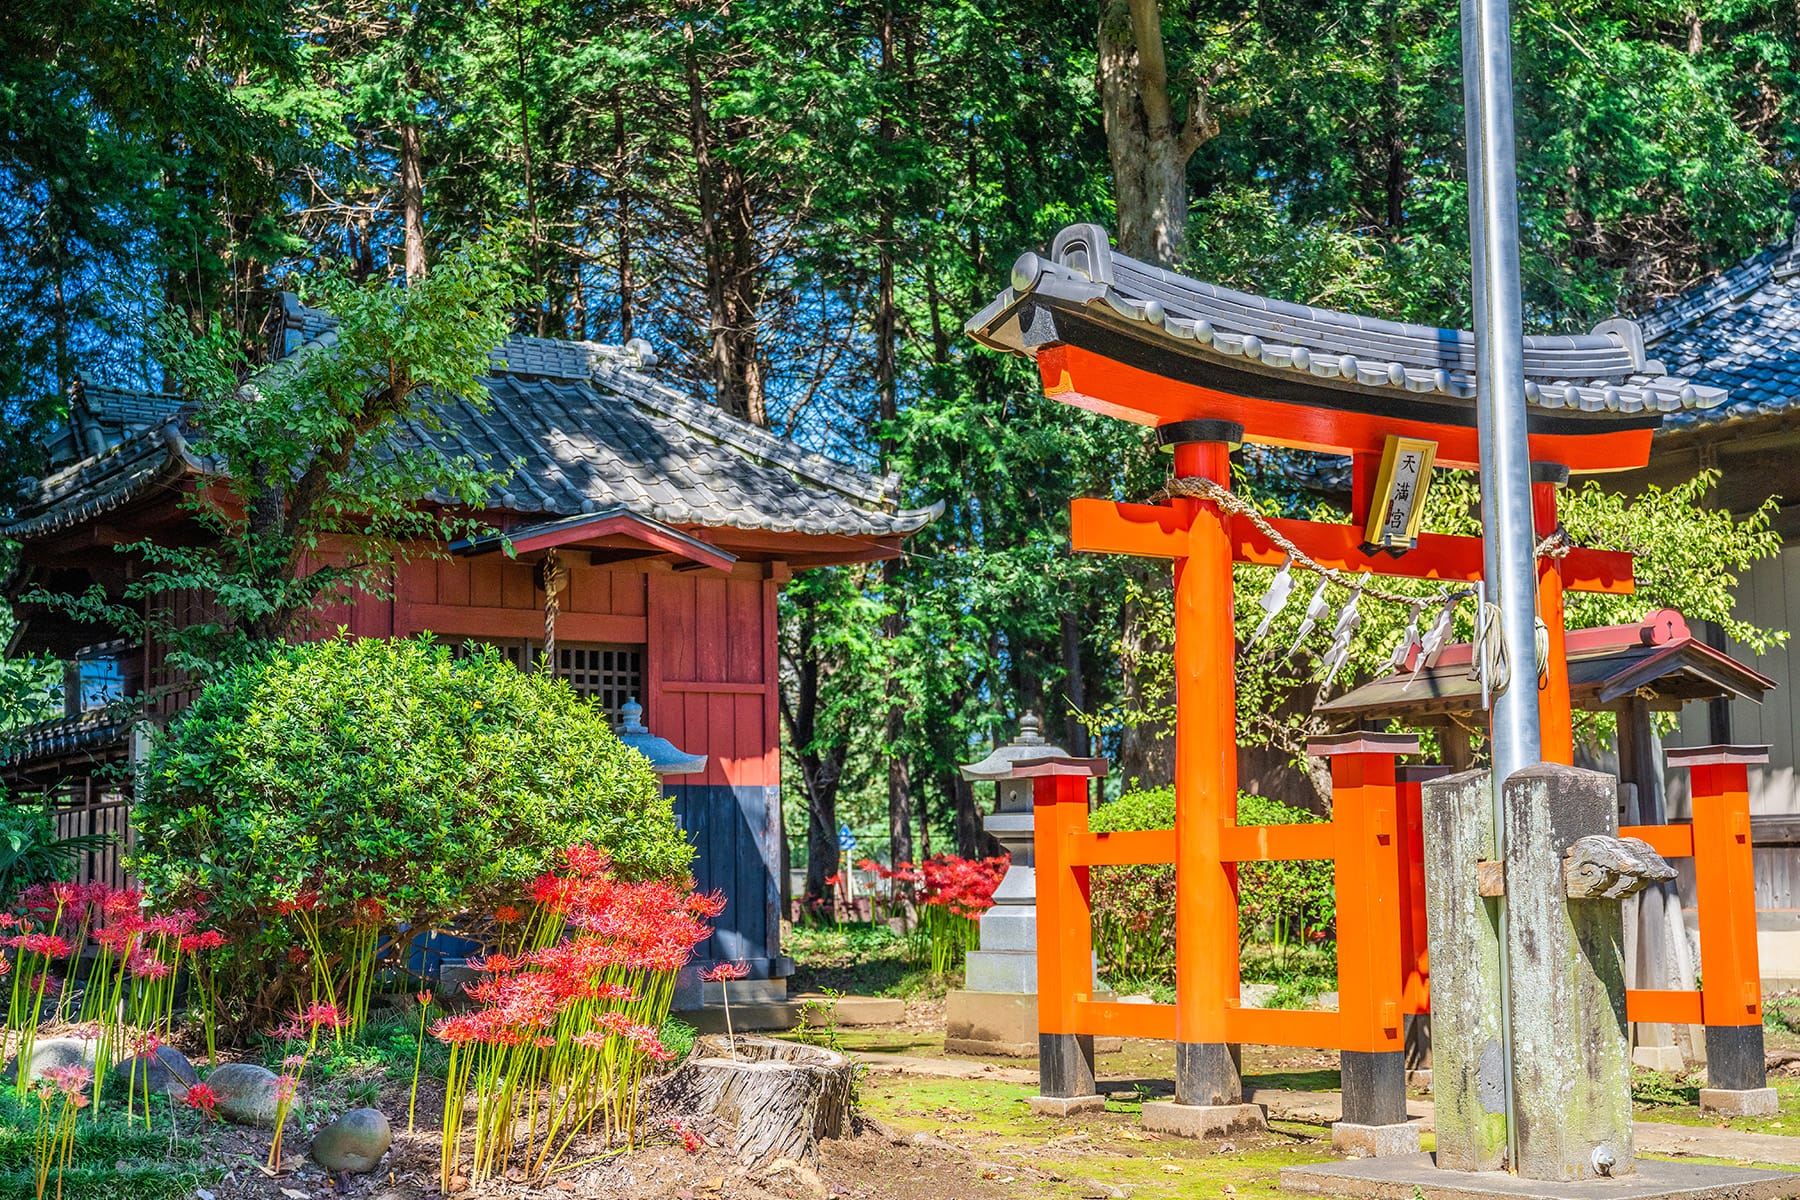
(1420, 769, 1508, 1174)
(1502, 764, 1635, 1181)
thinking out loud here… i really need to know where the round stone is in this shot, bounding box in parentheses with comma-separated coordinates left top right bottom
(205, 1062, 284, 1128)
(3, 1037, 95, 1086)
(310, 1107, 393, 1174)
(110, 1046, 198, 1099)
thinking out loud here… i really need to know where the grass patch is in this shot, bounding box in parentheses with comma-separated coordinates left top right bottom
(787, 921, 947, 997)
(256, 1008, 452, 1087)
(0, 1091, 208, 1200)
(1632, 1071, 1800, 1137)
(1244, 1068, 1342, 1093)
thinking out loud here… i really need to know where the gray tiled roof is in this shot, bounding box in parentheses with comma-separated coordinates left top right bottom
(12, 300, 934, 544)
(1636, 242, 1800, 432)
(970, 224, 1728, 420)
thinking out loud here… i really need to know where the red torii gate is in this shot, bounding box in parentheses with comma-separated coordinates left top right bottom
(966, 224, 1756, 1133)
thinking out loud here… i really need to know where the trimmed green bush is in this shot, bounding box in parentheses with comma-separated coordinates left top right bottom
(133, 636, 692, 1029)
(1090, 786, 1335, 988)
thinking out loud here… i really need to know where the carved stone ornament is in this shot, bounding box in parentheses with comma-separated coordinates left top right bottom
(1562, 834, 1677, 900)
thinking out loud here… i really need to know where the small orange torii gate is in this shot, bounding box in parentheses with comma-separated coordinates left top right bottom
(967, 224, 1768, 1134)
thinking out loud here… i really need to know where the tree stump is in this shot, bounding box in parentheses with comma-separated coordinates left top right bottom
(655, 1035, 855, 1167)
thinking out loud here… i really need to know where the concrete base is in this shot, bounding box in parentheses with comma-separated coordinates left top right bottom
(702, 977, 786, 1006)
(1280, 1154, 1800, 1199)
(1141, 1101, 1267, 1140)
(680, 1001, 804, 1034)
(1027, 1094, 1106, 1118)
(1331, 1121, 1422, 1158)
(1700, 1086, 1780, 1117)
(792, 993, 904, 1026)
(945, 991, 1119, 1057)
(1634, 1044, 1687, 1072)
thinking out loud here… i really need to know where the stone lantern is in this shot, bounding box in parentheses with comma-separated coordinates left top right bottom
(614, 697, 707, 776)
(944, 714, 1072, 1056)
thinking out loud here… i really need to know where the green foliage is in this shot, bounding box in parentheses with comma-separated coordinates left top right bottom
(132, 635, 692, 1025)
(0, 804, 113, 907)
(1630, 1067, 1703, 1107)
(1103, 463, 1786, 773)
(272, 1009, 454, 1084)
(0, 1089, 206, 1199)
(659, 1016, 698, 1061)
(1240, 942, 1340, 1009)
(33, 238, 535, 673)
(1089, 786, 1335, 988)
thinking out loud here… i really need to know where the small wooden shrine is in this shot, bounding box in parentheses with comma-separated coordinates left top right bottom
(967, 224, 1773, 1173)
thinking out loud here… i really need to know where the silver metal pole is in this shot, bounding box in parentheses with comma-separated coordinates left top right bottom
(1463, 0, 1540, 1170)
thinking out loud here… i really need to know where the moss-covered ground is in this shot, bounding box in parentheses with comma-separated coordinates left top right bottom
(860, 1070, 1340, 1198)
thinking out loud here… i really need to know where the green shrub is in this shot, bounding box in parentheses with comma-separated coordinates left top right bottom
(0, 802, 113, 906)
(133, 636, 692, 1028)
(1089, 787, 1336, 989)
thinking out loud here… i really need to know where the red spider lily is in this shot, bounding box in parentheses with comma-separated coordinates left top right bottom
(351, 896, 388, 928)
(700, 961, 749, 984)
(668, 1118, 703, 1154)
(179, 930, 227, 953)
(274, 1074, 300, 1104)
(823, 873, 842, 888)
(686, 890, 727, 919)
(494, 905, 523, 924)
(42, 1064, 89, 1099)
(562, 844, 611, 878)
(272, 890, 320, 916)
(127, 951, 171, 980)
(18, 934, 70, 959)
(185, 1082, 218, 1118)
(918, 854, 1009, 919)
(432, 846, 717, 1187)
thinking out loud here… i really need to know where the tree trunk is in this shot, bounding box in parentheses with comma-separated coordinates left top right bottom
(614, 90, 634, 343)
(1061, 609, 1090, 756)
(949, 771, 981, 859)
(398, 102, 426, 281)
(1097, 0, 1215, 265)
(874, 5, 912, 874)
(654, 1036, 854, 1167)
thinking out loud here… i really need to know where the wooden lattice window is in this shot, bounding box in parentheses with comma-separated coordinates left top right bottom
(447, 638, 643, 723)
(539, 644, 643, 720)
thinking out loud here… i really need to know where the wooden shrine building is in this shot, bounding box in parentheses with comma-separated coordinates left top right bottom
(2, 294, 936, 985)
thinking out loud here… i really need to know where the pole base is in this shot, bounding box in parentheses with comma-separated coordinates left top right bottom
(1699, 1087, 1778, 1118)
(1331, 1121, 1421, 1158)
(1142, 1100, 1267, 1139)
(1027, 1094, 1106, 1118)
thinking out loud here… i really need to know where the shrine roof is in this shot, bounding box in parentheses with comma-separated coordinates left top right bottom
(1317, 610, 1774, 720)
(1634, 237, 1800, 434)
(968, 224, 1728, 435)
(9, 297, 936, 546)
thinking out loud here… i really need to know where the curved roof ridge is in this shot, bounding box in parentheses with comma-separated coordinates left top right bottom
(969, 222, 1726, 421)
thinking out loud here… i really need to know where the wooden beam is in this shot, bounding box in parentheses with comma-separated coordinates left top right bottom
(1069, 498, 1190, 559)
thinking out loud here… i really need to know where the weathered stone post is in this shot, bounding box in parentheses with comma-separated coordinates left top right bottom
(1420, 769, 1508, 1173)
(1504, 764, 1650, 1180)
(1423, 764, 1674, 1181)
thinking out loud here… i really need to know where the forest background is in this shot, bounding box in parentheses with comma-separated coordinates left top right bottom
(2, 0, 1797, 906)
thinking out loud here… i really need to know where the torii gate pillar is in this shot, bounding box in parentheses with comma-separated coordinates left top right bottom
(1164, 420, 1246, 1106)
